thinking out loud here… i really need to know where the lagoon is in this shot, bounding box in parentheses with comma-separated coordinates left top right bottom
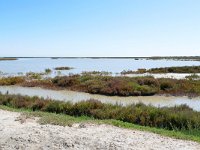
(0, 58, 200, 76)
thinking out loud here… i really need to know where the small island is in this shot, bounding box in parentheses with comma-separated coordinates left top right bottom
(54, 67, 73, 70)
(0, 58, 18, 61)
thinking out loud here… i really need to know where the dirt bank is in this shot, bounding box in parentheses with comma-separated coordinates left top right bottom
(0, 110, 200, 150)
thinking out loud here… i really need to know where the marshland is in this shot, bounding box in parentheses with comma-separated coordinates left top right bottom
(1, 58, 200, 149)
(1, 0, 200, 149)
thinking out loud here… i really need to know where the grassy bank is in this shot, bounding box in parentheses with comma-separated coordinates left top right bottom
(0, 93, 200, 131)
(1, 96, 200, 143)
(121, 66, 200, 74)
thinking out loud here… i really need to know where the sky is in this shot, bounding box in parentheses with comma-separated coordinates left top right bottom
(0, 0, 200, 57)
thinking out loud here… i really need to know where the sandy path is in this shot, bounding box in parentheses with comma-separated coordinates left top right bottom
(0, 110, 200, 150)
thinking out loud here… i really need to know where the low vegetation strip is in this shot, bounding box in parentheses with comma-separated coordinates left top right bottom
(1, 75, 200, 97)
(121, 66, 200, 74)
(51, 75, 200, 97)
(0, 93, 200, 133)
(147, 56, 200, 61)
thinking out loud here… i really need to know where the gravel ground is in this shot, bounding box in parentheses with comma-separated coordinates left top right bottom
(0, 109, 200, 150)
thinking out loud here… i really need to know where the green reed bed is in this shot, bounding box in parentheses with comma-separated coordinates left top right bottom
(0, 93, 200, 132)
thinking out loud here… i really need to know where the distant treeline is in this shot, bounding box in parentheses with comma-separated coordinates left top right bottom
(147, 56, 200, 61)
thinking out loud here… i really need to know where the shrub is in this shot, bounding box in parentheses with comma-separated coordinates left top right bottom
(45, 68, 52, 74)
(0, 77, 25, 85)
(159, 80, 174, 91)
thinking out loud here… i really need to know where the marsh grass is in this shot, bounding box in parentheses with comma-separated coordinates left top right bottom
(1, 74, 200, 97)
(186, 74, 200, 80)
(52, 75, 200, 97)
(0, 93, 200, 132)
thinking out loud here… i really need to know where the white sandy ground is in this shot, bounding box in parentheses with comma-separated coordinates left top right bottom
(0, 110, 200, 150)
(124, 73, 200, 79)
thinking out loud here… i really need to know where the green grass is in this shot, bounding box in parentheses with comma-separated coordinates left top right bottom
(1, 105, 200, 143)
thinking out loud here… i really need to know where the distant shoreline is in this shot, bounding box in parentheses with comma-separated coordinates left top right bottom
(0, 56, 200, 61)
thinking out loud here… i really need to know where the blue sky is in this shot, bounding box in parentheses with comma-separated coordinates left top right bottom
(0, 0, 199, 57)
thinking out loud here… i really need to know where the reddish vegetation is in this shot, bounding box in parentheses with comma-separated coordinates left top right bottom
(1, 75, 200, 97)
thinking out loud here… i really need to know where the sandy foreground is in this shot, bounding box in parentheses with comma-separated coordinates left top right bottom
(0, 110, 200, 150)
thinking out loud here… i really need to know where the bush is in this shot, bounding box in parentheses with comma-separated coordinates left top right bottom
(52, 75, 80, 87)
(160, 81, 174, 90)
(45, 68, 52, 74)
(0, 77, 25, 85)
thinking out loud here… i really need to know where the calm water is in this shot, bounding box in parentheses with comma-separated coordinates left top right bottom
(1, 86, 200, 111)
(0, 58, 200, 76)
(1, 58, 200, 110)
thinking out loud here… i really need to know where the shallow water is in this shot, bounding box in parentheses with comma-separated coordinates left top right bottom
(0, 58, 200, 76)
(0, 86, 200, 111)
